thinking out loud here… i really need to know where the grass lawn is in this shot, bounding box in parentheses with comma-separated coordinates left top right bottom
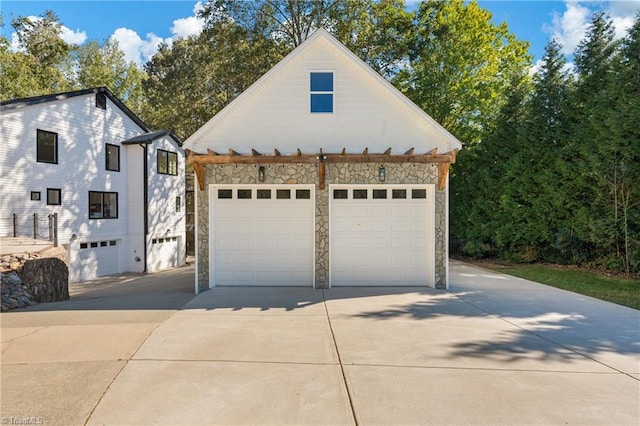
(472, 262, 640, 310)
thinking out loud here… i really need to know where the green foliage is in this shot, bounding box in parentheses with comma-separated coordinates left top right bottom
(0, 10, 147, 107)
(395, 0, 531, 144)
(456, 12, 640, 275)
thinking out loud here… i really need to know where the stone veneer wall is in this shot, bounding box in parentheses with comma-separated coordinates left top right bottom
(196, 162, 447, 291)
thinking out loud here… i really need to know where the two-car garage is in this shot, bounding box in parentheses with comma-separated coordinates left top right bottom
(208, 184, 435, 288)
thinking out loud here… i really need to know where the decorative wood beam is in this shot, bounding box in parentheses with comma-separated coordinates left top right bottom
(251, 148, 261, 156)
(426, 148, 437, 155)
(404, 147, 414, 155)
(207, 149, 218, 156)
(192, 162, 207, 190)
(341, 147, 346, 155)
(186, 148, 459, 191)
(437, 163, 450, 191)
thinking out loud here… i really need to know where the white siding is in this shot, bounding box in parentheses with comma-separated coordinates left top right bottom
(146, 136, 186, 272)
(0, 91, 186, 281)
(185, 30, 462, 155)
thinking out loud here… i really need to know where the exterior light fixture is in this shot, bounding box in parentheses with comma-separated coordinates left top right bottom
(378, 165, 386, 182)
(258, 166, 266, 182)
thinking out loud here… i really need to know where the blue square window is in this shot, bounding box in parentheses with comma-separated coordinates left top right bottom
(310, 72, 333, 113)
(310, 72, 333, 91)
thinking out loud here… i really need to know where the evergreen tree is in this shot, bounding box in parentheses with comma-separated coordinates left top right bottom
(496, 39, 572, 261)
(570, 12, 625, 268)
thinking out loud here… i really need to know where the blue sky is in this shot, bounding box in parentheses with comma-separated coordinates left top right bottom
(2, 0, 639, 67)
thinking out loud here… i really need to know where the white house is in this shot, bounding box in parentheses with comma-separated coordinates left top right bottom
(0, 87, 186, 282)
(184, 29, 461, 292)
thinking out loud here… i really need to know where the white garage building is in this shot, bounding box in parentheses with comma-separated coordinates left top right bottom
(184, 29, 461, 291)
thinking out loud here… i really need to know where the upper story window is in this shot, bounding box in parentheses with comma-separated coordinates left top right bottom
(96, 92, 107, 110)
(310, 72, 333, 113)
(157, 149, 178, 176)
(36, 129, 58, 164)
(89, 191, 118, 219)
(106, 143, 120, 171)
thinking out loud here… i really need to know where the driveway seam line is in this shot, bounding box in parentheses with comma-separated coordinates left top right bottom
(83, 308, 184, 425)
(451, 292, 639, 381)
(322, 289, 359, 426)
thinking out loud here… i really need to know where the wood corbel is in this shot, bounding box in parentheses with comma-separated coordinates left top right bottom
(318, 148, 326, 190)
(437, 162, 450, 191)
(192, 162, 207, 190)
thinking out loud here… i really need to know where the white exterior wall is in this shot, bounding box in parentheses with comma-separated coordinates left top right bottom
(146, 136, 186, 272)
(0, 91, 186, 281)
(125, 144, 146, 273)
(186, 32, 461, 155)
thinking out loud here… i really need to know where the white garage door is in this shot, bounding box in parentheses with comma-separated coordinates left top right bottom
(330, 185, 434, 287)
(71, 239, 121, 282)
(210, 185, 315, 287)
(148, 236, 180, 272)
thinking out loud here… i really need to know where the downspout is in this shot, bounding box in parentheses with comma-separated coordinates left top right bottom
(140, 143, 148, 273)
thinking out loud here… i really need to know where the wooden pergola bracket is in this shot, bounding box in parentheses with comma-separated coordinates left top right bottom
(188, 148, 458, 190)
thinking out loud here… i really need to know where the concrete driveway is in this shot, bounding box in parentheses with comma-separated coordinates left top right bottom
(1, 261, 639, 425)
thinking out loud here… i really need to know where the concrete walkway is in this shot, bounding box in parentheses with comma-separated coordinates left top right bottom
(1, 261, 639, 425)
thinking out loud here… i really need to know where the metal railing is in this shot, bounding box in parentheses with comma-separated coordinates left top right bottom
(10, 213, 58, 246)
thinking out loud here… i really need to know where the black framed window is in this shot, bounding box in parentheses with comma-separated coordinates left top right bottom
(30, 191, 41, 201)
(96, 92, 107, 109)
(47, 188, 61, 205)
(89, 191, 118, 219)
(157, 149, 178, 175)
(176, 196, 181, 212)
(106, 144, 120, 171)
(37, 129, 58, 164)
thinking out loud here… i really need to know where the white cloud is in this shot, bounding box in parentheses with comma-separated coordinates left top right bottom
(544, 2, 591, 54)
(8, 15, 87, 51)
(544, 1, 640, 54)
(171, 1, 206, 39)
(109, 1, 205, 66)
(110, 27, 166, 66)
(60, 26, 87, 45)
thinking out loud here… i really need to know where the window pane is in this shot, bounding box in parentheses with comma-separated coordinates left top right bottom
(276, 189, 291, 199)
(100, 241, 107, 247)
(257, 189, 271, 199)
(37, 130, 57, 163)
(311, 94, 333, 113)
(373, 189, 387, 199)
(106, 144, 119, 171)
(168, 152, 178, 175)
(333, 189, 348, 199)
(296, 189, 311, 199)
(103, 193, 118, 218)
(238, 189, 252, 199)
(392, 189, 407, 199)
(47, 188, 61, 205)
(158, 150, 168, 174)
(89, 192, 103, 218)
(353, 189, 368, 199)
(218, 189, 232, 199)
(412, 189, 427, 199)
(310, 72, 333, 91)
(30, 191, 41, 201)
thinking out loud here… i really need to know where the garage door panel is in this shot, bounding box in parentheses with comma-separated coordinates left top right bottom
(211, 185, 314, 287)
(330, 185, 434, 287)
